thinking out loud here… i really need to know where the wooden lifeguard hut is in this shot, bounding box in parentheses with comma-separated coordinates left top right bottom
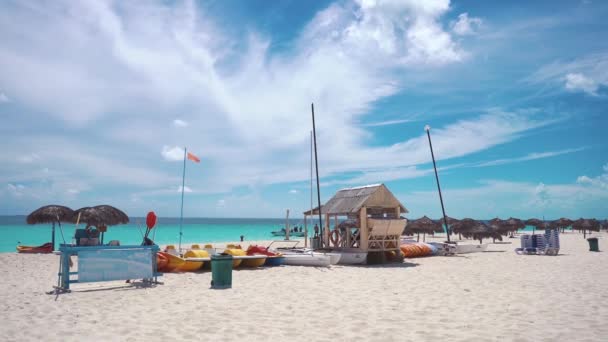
(303, 184, 408, 253)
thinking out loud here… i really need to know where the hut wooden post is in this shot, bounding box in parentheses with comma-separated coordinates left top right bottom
(360, 207, 368, 251)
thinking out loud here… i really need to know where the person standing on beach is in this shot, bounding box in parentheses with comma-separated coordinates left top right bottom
(240, 235, 244, 242)
(314, 224, 319, 238)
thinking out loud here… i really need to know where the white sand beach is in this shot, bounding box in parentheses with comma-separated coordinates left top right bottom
(1, 232, 607, 342)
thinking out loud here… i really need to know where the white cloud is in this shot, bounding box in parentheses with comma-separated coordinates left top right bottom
(577, 163, 608, 189)
(0, 92, 9, 103)
(362, 118, 413, 127)
(173, 119, 188, 128)
(564, 73, 599, 95)
(400, 175, 608, 219)
(177, 185, 193, 193)
(0, 1, 564, 216)
(451, 13, 482, 36)
(473, 147, 585, 167)
(161, 146, 184, 161)
(529, 53, 608, 95)
(7, 183, 25, 197)
(289, 189, 299, 194)
(17, 153, 40, 163)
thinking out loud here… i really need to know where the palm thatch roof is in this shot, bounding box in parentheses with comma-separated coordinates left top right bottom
(499, 217, 526, 233)
(525, 218, 547, 229)
(303, 205, 324, 215)
(548, 217, 573, 229)
(27, 205, 75, 224)
(72, 205, 129, 227)
(572, 218, 600, 232)
(318, 184, 408, 216)
(404, 216, 443, 235)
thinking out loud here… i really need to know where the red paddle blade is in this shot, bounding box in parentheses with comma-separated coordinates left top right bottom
(146, 211, 157, 229)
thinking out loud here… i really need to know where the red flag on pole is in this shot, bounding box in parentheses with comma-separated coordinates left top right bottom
(187, 152, 200, 163)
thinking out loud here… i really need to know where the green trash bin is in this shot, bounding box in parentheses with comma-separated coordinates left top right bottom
(587, 238, 599, 252)
(210, 253, 233, 289)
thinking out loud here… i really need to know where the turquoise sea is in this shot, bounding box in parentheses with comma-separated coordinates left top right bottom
(0, 216, 310, 253)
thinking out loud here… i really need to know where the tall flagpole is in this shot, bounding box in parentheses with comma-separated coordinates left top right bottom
(425, 125, 450, 243)
(179, 147, 187, 254)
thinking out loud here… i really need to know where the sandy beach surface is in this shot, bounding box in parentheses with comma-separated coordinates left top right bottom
(1, 232, 607, 342)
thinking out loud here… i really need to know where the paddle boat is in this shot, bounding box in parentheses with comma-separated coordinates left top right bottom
(246, 245, 285, 266)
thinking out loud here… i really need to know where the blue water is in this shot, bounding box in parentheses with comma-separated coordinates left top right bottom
(0, 216, 310, 253)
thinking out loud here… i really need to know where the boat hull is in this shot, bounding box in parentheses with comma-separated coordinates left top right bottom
(264, 256, 285, 266)
(282, 254, 331, 267)
(336, 251, 367, 265)
(241, 256, 266, 268)
(454, 244, 488, 254)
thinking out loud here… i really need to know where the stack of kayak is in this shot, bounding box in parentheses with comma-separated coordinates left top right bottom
(400, 242, 438, 258)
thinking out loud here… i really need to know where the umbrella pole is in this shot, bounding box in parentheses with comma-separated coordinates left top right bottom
(58, 222, 66, 244)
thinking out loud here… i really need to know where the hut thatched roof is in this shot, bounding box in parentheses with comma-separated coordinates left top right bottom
(317, 184, 408, 216)
(303, 205, 324, 216)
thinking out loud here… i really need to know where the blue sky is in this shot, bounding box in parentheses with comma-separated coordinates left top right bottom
(1, 0, 607, 219)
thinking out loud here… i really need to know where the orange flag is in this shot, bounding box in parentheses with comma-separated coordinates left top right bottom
(187, 152, 200, 163)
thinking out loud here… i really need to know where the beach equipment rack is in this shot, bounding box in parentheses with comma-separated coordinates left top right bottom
(54, 244, 162, 292)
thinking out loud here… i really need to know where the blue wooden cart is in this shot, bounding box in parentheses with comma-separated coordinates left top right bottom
(55, 244, 162, 292)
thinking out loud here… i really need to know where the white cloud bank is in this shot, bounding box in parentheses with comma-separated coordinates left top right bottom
(173, 119, 189, 128)
(161, 146, 184, 162)
(564, 73, 599, 95)
(451, 13, 482, 36)
(530, 53, 608, 96)
(400, 163, 608, 219)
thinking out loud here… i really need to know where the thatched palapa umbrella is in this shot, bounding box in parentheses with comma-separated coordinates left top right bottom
(497, 217, 525, 237)
(457, 220, 501, 244)
(525, 218, 547, 234)
(73, 205, 129, 244)
(549, 218, 573, 233)
(572, 218, 600, 238)
(405, 216, 443, 241)
(26, 205, 75, 250)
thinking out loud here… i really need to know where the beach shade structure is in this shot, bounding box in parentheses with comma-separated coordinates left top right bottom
(572, 218, 600, 238)
(405, 216, 443, 241)
(548, 218, 573, 232)
(498, 217, 526, 237)
(450, 218, 478, 236)
(459, 221, 501, 244)
(486, 218, 507, 243)
(525, 218, 547, 234)
(72, 205, 129, 244)
(26, 205, 75, 251)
